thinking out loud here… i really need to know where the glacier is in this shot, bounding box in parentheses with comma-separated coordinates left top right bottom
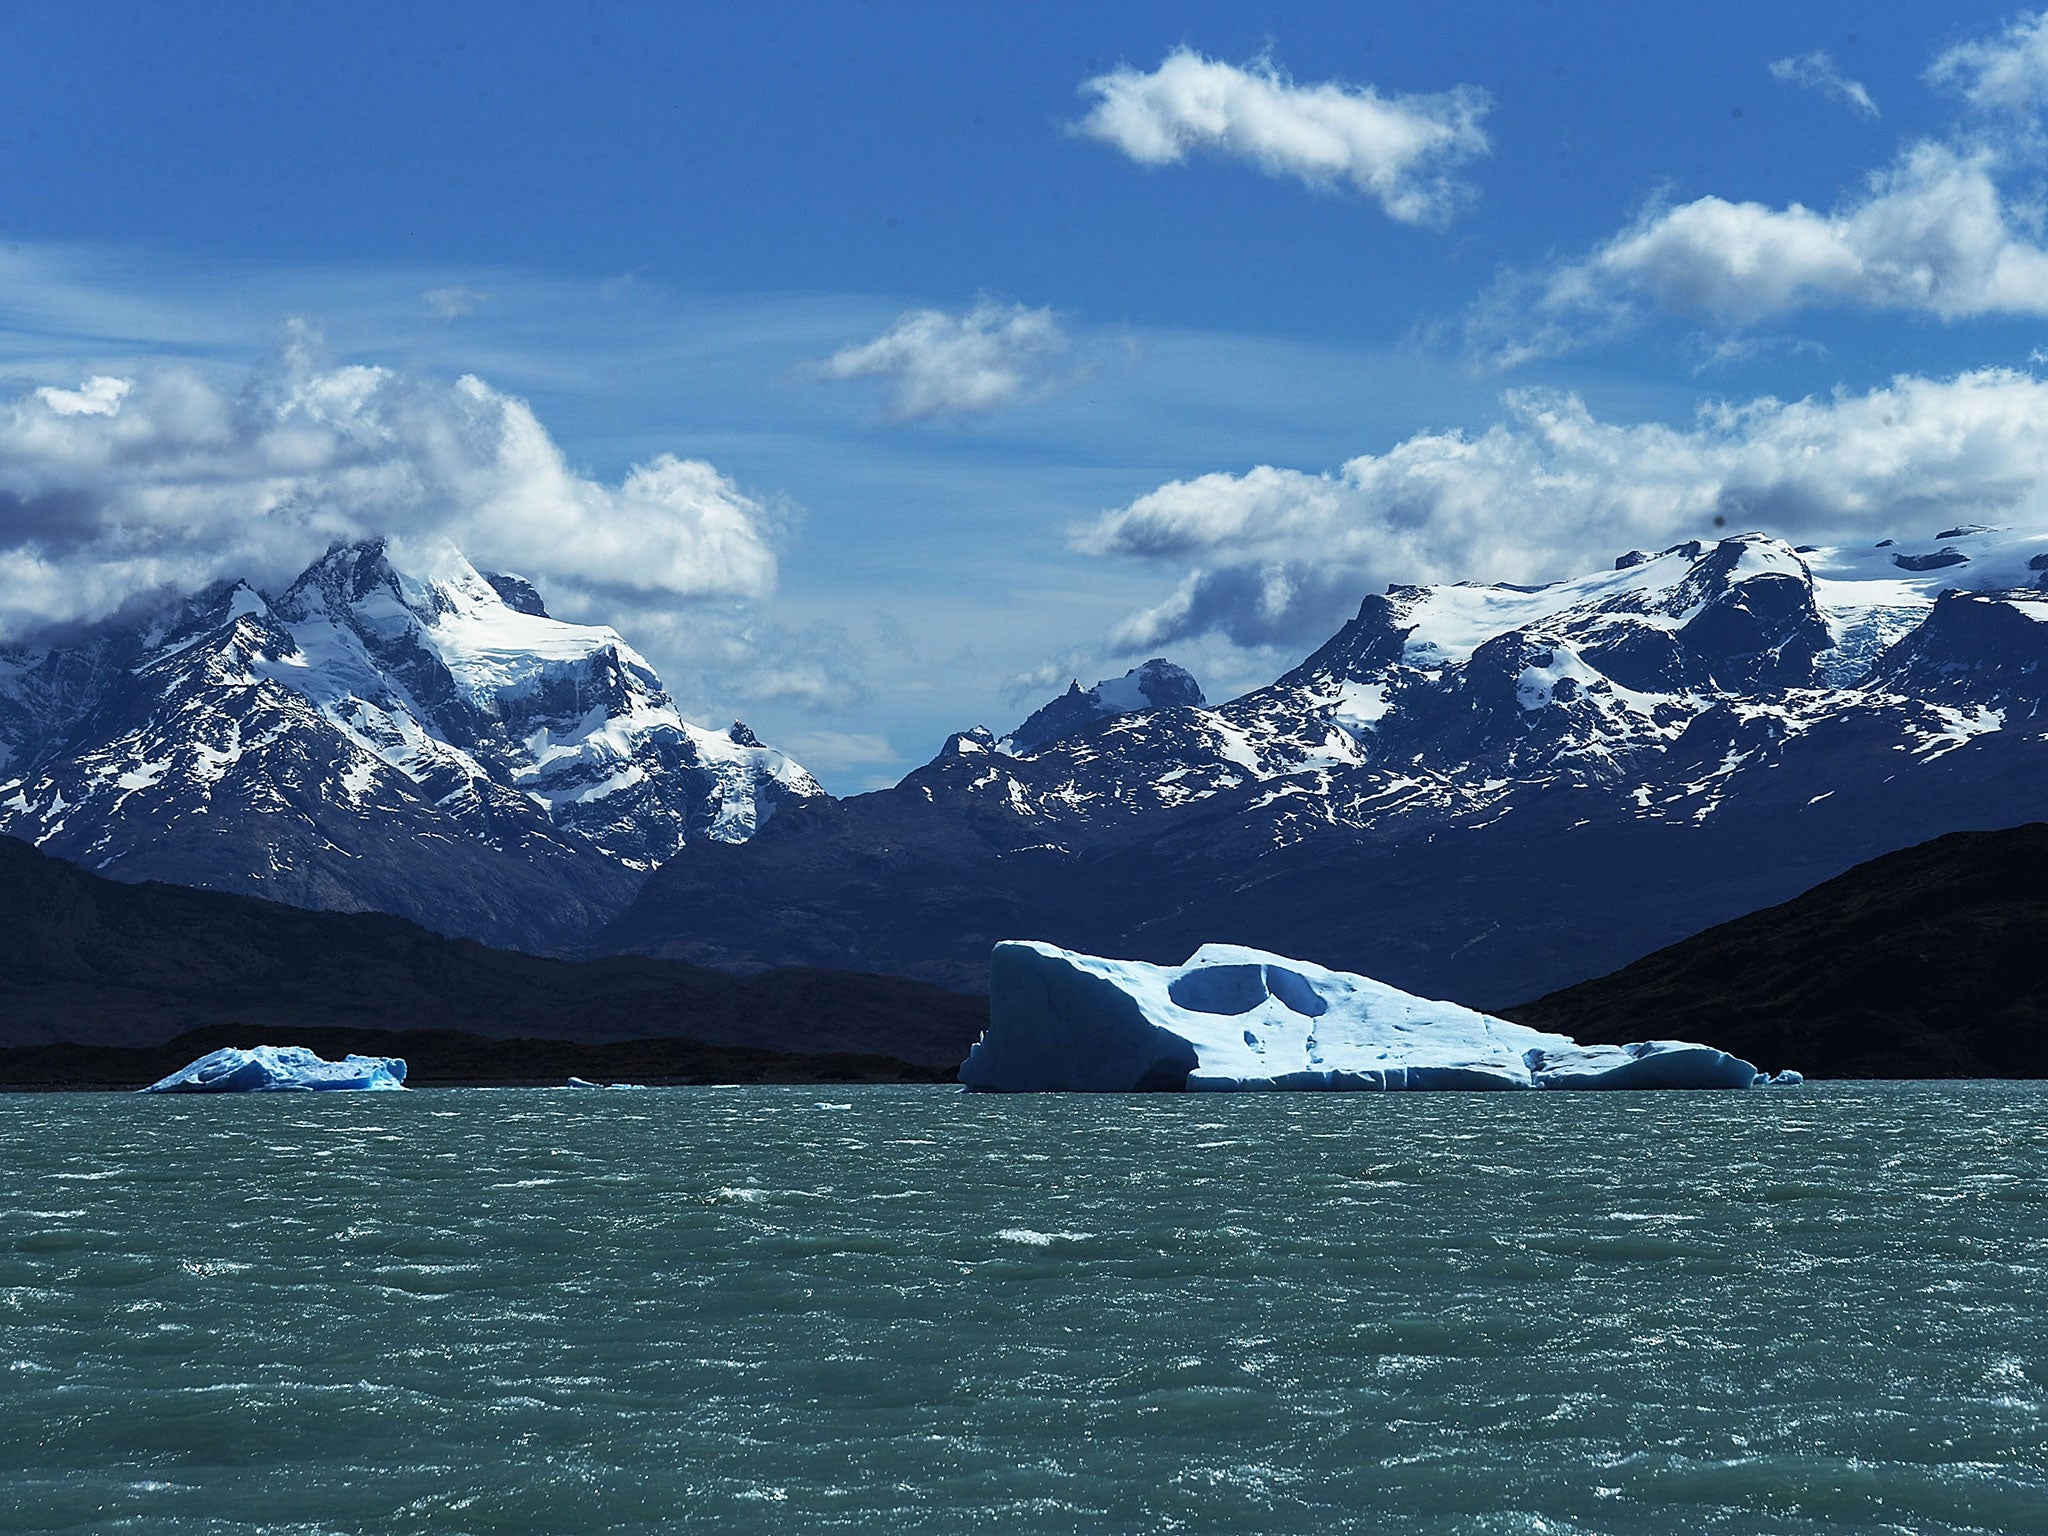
(140, 1046, 408, 1093)
(959, 941, 1772, 1092)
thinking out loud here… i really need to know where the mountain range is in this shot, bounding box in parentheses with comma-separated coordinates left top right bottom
(601, 523, 2048, 1004)
(6, 525, 2048, 1008)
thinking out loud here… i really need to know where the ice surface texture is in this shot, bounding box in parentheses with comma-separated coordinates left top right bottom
(960, 941, 1767, 1092)
(141, 1046, 408, 1093)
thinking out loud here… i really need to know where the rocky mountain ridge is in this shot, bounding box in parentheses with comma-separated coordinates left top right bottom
(0, 540, 820, 950)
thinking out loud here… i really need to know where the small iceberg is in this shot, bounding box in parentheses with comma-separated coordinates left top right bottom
(141, 1046, 408, 1094)
(960, 941, 1781, 1093)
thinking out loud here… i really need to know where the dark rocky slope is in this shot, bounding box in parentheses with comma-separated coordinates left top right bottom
(1504, 824, 2048, 1078)
(0, 834, 983, 1069)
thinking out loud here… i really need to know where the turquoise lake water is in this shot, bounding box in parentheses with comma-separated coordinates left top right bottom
(2, 1083, 2044, 1535)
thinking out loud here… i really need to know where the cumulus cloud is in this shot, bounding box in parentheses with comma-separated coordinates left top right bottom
(0, 326, 781, 638)
(1075, 47, 1490, 226)
(1082, 369, 2048, 649)
(809, 298, 1071, 422)
(1769, 50, 1878, 118)
(1465, 15, 2048, 366)
(35, 375, 133, 417)
(1469, 141, 2048, 366)
(1928, 10, 2048, 117)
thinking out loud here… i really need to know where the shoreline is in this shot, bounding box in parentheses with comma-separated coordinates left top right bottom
(0, 1025, 961, 1093)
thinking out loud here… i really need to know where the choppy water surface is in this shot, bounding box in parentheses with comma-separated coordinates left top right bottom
(3, 1084, 2045, 1535)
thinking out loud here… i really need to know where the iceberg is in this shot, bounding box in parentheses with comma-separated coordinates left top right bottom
(140, 1046, 408, 1093)
(959, 941, 1772, 1092)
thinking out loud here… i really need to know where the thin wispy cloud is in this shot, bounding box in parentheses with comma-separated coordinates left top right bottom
(422, 284, 490, 319)
(1082, 369, 2048, 650)
(778, 730, 899, 772)
(1768, 50, 1878, 118)
(1682, 332, 1828, 376)
(1075, 48, 1490, 227)
(810, 298, 1072, 422)
(1927, 9, 2048, 116)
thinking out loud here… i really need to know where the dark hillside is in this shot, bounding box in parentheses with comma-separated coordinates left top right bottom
(0, 835, 984, 1070)
(1504, 825, 2048, 1078)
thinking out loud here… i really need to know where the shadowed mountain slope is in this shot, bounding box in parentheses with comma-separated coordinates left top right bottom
(1503, 825, 2048, 1078)
(0, 834, 983, 1068)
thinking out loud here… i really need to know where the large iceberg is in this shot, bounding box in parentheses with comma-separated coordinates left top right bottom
(141, 1046, 408, 1093)
(960, 942, 1772, 1092)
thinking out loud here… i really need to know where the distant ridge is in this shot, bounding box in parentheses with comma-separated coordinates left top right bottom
(0, 834, 983, 1072)
(1502, 824, 2048, 1078)
(0, 1026, 955, 1092)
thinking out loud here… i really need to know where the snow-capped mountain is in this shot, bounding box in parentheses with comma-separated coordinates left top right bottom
(0, 540, 820, 949)
(1001, 659, 1205, 756)
(602, 525, 2048, 1003)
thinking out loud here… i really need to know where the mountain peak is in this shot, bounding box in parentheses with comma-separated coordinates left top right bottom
(0, 537, 824, 946)
(482, 572, 549, 618)
(273, 537, 512, 631)
(1003, 658, 1206, 756)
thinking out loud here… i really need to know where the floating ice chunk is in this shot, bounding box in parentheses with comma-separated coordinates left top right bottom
(960, 941, 1768, 1093)
(140, 1046, 407, 1093)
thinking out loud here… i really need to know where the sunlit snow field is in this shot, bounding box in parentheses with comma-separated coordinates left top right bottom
(3, 1084, 2045, 1535)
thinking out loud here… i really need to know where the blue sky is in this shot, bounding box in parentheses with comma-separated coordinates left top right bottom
(6, 2, 2048, 788)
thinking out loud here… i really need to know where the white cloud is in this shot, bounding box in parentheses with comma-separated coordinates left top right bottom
(1082, 369, 2048, 649)
(34, 375, 132, 417)
(809, 298, 1071, 422)
(1470, 141, 2048, 365)
(1928, 10, 2048, 117)
(1076, 48, 1490, 227)
(1465, 15, 2048, 366)
(0, 325, 781, 638)
(422, 285, 489, 319)
(1769, 50, 1878, 118)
